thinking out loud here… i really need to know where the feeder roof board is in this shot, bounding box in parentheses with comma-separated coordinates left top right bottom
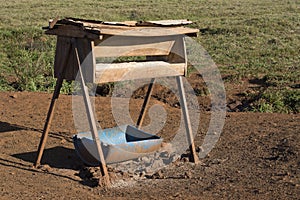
(44, 18, 199, 38)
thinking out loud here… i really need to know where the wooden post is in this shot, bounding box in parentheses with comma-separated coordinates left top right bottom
(176, 76, 199, 163)
(34, 37, 72, 167)
(34, 76, 63, 167)
(136, 78, 155, 129)
(72, 39, 110, 186)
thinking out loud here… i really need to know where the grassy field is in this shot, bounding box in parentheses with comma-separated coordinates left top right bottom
(0, 0, 299, 113)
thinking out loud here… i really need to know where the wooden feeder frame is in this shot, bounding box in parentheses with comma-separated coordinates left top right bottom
(34, 18, 200, 186)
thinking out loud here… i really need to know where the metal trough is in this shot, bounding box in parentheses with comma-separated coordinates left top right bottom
(73, 125, 163, 166)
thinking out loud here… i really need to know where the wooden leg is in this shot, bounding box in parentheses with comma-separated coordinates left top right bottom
(73, 39, 110, 187)
(136, 78, 155, 129)
(34, 76, 63, 167)
(176, 76, 199, 163)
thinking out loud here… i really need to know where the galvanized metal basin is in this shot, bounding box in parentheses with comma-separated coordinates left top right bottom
(73, 125, 163, 166)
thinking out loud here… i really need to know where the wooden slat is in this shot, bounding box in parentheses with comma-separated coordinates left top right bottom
(46, 23, 198, 38)
(166, 35, 188, 76)
(95, 61, 185, 83)
(102, 21, 137, 26)
(64, 17, 103, 25)
(137, 19, 193, 26)
(93, 26, 198, 37)
(94, 43, 172, 57)
(54, 36, 74, 80)
(49, 16, 59, 29)
(58, 18, 193, 27)
(45, 25, 100, 39)
(46, 18, 199, 37)
(94, 36, 175, 57)
(54, 36, 95, 82)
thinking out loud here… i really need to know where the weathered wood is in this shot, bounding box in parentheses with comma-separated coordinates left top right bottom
(137, 19, 193, 26)
(54, 36, 95, 82)
(62, 18, 193, 27)
(49, 16, 59, 29)
(167, 35, 188, 76)
(54, 36, 75, 81)
(95, 61, 185, 83)
(73, 39, 110, 186)
(176, 76, 199, 164)
(45, 25, 100, 39)
(167, 35, 186, 63)
(103, 21, 137, 26)
(94, 36, 175, 57)
(91, 26, 198, 37)
(182, 37, 188, 76)
(53, 34, 188, 83)
(136, 78, 155, 129)
(36, 18, 200, 188)
(63, 17, 103, 25)
(34, 76, 64, 167)
(34, 35, 72, 167)
(45, 18, 199, 38)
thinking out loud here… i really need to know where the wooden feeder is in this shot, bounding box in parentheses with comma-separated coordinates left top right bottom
(35, 18, 200, 186)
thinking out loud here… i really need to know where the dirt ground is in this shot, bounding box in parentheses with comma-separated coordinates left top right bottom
(0, 90, 299, 199)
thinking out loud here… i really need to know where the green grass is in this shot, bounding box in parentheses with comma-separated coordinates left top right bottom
(0, 0, 299, 113)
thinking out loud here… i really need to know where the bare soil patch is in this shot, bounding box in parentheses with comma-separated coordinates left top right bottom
(0, 91, 299, 199)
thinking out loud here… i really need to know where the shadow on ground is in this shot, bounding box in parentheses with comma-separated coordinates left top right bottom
(12, 146, 83, 170)
(0, 121, 23, 133)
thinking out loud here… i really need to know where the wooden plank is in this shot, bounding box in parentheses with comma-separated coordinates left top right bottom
(58, 18, 193, 27)
(103, 21, 137, 26)
(93, 26, 198, 37)
(137, 19, 193, 26)
(94, 35, 176, 46)
(45, 18, 199, 37)
(79, 39, 96, 83)
(45, 25, 100, 39)
(60, 18, 85, 26)
(49, 16, 59, 29)
(94, 37, 175, 57)
(54, 36, 75, 80)
(95, 61, 185, 83)
(64, 17, 103, 25)
(54, 37, 95, 82)
(167, 35, 186, 65)
(46, 24, 198, 37)
(58, 18, 192, 27)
